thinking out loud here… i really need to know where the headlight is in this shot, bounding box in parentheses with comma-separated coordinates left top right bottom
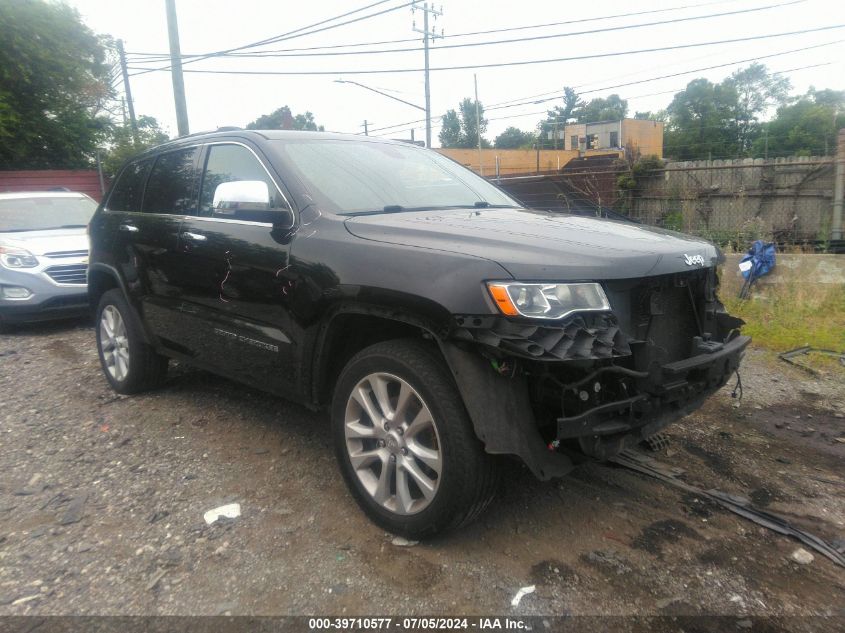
(487, 281, 610, 319)
(0, 246, 39, 269)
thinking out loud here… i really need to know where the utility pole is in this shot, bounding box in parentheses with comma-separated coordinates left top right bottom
(412, 2, 443, 149)
(165, 0, 190, 136)
(832, 129, 844, 242)
(474, 74, 482, 175)
(116, 39, 139, 145)
(363, 120, 369, 136)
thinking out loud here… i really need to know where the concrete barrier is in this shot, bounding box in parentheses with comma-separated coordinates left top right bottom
(720, 253, 845, 296)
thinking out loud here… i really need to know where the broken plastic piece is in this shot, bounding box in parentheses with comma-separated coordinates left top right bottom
(510, 585, 535, 607)
(203, 503, 241, 525)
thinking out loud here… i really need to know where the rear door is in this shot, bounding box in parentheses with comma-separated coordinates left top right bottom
(172, 141, 299, 394)
(107, 147, 199, 348)
(138, 146, 203, 346)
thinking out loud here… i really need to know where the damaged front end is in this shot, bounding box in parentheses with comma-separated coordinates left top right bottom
(442, 267, 749, 479)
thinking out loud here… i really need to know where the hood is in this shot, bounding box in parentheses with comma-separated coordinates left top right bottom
(0, 228, 89, 256)
(345, 208, 718, 281)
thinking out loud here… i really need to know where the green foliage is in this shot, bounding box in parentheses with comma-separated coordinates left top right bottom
(493, 127, 535, 149)
(615, 155, 664, 214)
(664, 78, 740, 160)
(539, 89, 627, 148)
(722, 281, 845, 352)
(575, 94, 628, 123)
(726, 63, 790, 154)
(246, 106, 324, 131)
(438, 98, 490, 148)
(662, 211, 684, 232)
(664, 64, 794, 160)
(0, 0, 113, 169)
(634, 109, 667, 122)
(101, 115, 169, 178)
(751, 88, 845, 157)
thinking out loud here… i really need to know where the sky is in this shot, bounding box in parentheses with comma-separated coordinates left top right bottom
(66, 0, 845, 146)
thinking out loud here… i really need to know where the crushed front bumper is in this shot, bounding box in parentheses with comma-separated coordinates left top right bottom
(556, 334, 750, 457)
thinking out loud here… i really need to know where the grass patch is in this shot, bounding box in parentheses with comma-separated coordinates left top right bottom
(722, 281, 845, 353)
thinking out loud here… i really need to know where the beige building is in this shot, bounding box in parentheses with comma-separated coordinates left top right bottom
(561, 118, 664, 158)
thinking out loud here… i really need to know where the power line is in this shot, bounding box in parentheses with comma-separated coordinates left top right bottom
(128, 24, 845, 77)
(128, 1, 412, 77)
(124, 0, 742, 60)
(126, 0, 801, 62)
(483, 39, 845, 113)
(362, 43, 843, 135)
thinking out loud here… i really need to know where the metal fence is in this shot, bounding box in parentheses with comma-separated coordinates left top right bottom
(492, 156, 839, 249)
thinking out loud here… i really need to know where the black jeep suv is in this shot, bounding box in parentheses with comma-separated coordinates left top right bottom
(88, 130, 749, 538)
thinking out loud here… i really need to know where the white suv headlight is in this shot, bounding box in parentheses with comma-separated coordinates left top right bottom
(487, 282, 610, 319)
(0, 246, 39, 269)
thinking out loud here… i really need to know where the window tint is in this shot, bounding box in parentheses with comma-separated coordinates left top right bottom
(141, 147, 198, 214)
(107, 159, 152, 212)
(199, 144, 288, 216)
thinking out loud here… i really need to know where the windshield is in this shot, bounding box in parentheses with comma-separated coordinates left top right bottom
(271, 139, 519, 215)
(0, 196, 98, 232)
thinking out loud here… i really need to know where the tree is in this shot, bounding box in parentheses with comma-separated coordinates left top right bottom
(0, 0, 113, 169)
(494, 127, 535, 149)
(438, 110, 463, 148)
(102, 115, 169, 178)
(575, 94, 628, 123)
(438, 98, 489, 148)
(246, 106, 324, 131)
(634, 110, 668, 122)
(664, 78, 740, 160)
(752, 89, 845, 157)
(725, 63, 790, 154)
(540, 86, 583, 148)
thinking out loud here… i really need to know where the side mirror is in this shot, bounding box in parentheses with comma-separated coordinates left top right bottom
(213, 180, 270, 214)
(212, 180, 293, 227)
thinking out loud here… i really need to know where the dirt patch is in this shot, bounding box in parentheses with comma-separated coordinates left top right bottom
(631, 519, 703, 557)
(0, 326, 843, 617)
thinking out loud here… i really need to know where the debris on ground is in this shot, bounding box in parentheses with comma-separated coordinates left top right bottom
(510, 585, 535, 607)
(58, 491, 88, 526)
(203, 503, 241, 525)
(391, 536, 419, 547)
(610, 451, 845, 568)
(779, 346, 845, 375)
(790, 548, 815, 565)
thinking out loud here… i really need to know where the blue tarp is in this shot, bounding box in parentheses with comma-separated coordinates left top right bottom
(738, 240, 776, 298)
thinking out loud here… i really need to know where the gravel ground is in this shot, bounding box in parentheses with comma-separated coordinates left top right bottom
(0, 319, 843, 620)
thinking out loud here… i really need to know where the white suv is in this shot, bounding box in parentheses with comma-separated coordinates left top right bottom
(0, 191, 97, 330)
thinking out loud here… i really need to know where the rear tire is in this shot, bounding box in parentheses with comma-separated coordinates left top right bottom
(332, 339, 500, 539)
(95, 289, 167, 394)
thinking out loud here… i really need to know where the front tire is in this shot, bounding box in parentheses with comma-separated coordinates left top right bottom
(95, 289, 167, 394)
(332, 339, 499, 538)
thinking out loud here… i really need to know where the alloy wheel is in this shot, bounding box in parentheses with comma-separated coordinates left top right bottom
(344, 372, 442, 515)
(100, 305, 130, 382)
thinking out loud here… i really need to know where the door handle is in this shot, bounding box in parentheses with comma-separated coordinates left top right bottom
(181, 231, 207, 242)
(119, 223, 139, 233)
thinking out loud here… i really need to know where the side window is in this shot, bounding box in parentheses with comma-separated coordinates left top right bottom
(107, 159, 152, 212)
(199, 144, 289, 217)
(141, 147, 198, 214)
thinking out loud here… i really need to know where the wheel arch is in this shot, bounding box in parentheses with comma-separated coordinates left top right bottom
(87, 263, 154, 344)
(311, 303, 445, 407)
